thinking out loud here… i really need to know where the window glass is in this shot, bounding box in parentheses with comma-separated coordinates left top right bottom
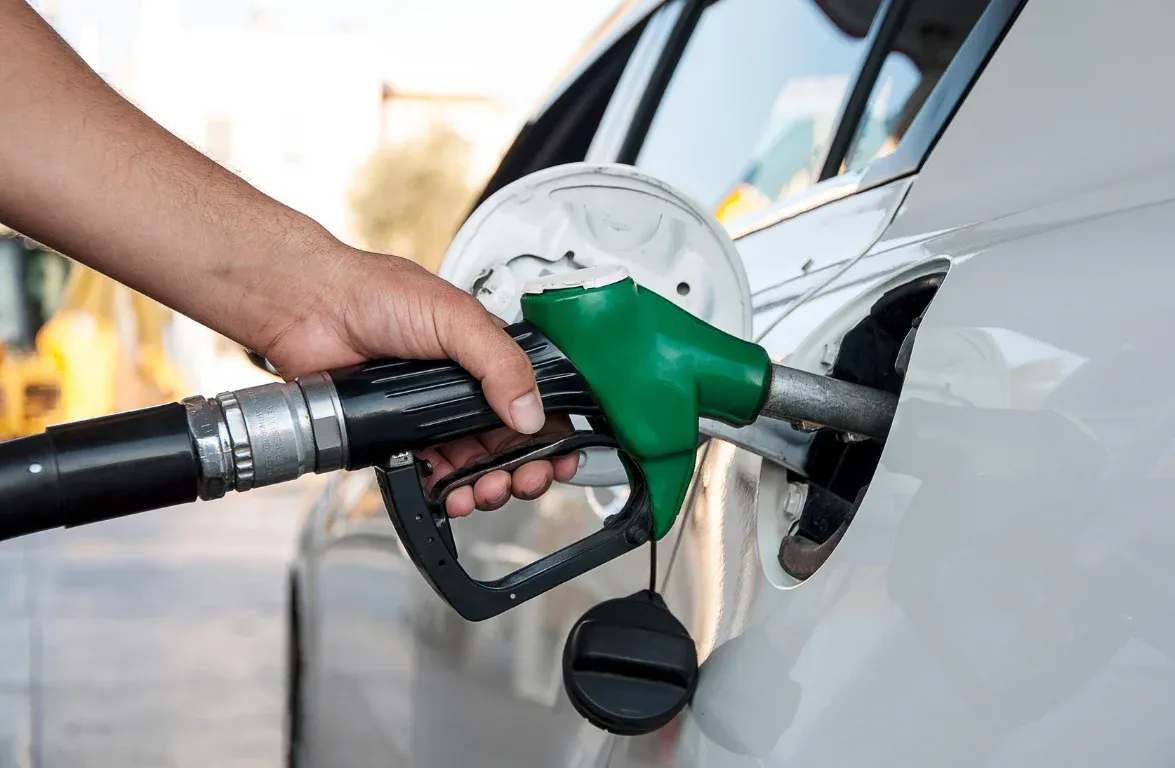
(842, 0, 991, 172)
(473, 14, 649, 207)
(587, 1, 685, 163)
(634, 0, 882, 223)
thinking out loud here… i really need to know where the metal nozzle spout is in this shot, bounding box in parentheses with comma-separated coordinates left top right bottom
(760, 363, 898, 440)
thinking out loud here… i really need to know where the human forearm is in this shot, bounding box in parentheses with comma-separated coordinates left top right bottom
(0, 0, 334, 353)
(0, 1, 573, 502)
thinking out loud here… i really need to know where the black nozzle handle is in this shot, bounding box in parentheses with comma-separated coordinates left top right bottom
(0, 403, 198, 542)
(331, 322, 603, 470)
(375, 432, 651, 621)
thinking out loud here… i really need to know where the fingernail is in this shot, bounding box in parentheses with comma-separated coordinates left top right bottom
(510, 392, 545, 434)
(519, 477, 552, 501)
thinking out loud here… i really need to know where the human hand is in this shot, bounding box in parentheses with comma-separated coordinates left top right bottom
(257, 246, 577, 517)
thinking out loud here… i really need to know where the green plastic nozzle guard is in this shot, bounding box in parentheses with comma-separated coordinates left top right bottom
(520, 276, 771, 539)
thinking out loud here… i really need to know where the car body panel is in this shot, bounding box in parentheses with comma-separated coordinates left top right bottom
(661, 183, 1175, 766)
(739, 175, 914, 350)
(627, 0, 1175, 764)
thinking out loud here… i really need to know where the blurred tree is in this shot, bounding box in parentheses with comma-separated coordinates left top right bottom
(349, 124, 476, 273)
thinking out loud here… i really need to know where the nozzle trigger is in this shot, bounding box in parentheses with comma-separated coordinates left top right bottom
(374, 431, 653, 622)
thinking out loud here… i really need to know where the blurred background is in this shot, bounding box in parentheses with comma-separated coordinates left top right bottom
(0, 1, 617, 765)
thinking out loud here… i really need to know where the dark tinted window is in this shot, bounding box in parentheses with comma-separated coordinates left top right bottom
(842, 0, 991, 172)
(473, 15, 650, 207)
(634, 0, 883, 223)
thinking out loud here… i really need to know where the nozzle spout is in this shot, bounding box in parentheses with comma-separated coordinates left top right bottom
(761, 363, 897, 440)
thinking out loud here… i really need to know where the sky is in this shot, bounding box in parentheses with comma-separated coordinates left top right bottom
(40, 0, 621, 114)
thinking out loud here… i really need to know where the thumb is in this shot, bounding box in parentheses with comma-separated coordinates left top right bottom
(439, 293, 545, 434)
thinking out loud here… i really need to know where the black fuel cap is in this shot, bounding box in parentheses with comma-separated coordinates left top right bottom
(562, 590, 698, 736)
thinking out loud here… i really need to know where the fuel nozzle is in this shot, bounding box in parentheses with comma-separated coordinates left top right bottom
(518, 265, 898, 539)
(521, 266, 771, 538)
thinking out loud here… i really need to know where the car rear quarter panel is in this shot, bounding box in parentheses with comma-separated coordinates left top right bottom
(665, 0, 1175, 762)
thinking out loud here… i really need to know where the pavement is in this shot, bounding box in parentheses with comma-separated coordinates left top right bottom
(0, 477, 325, 768)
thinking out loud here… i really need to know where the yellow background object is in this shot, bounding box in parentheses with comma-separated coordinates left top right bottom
(0, 255, 188, 439)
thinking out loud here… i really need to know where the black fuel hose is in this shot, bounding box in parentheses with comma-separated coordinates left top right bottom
(0, 403, 198, 542)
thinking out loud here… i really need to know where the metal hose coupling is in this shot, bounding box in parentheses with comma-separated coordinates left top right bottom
(181, 372, 349, 501)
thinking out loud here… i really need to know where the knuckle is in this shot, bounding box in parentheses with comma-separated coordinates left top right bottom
(437, 296, 474, 336)
(480, 338, 534, 393)
(499, 348, 534, 382)
(449, 290, 485, 319)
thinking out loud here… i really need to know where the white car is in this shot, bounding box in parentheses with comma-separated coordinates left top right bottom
(285, 0, 1175, 765)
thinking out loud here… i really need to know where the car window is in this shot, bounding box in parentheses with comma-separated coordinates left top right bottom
(588, 0, 687, 164)
(842, 0, 992, 172)
(472, 14, 652, 208)
(633, 0, 884, 222)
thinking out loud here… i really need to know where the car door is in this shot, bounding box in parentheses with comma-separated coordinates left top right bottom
(587, 0, 1021, 766)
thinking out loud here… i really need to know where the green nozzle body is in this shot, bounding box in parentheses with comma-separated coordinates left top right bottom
(521, 276, 771, 539)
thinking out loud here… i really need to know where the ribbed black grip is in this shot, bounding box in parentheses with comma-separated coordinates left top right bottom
(0, 403, 199, 542)
(332, 322, 602, 470)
